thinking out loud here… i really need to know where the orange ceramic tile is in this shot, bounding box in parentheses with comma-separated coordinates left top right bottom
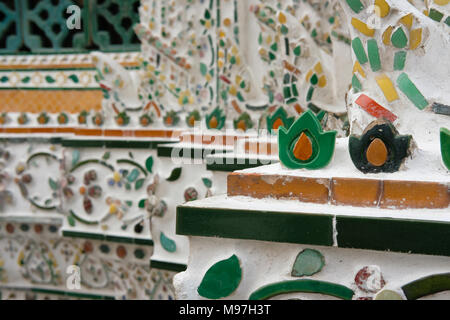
(380, 180, 449, 209)
(331, 178, 382, 207)
(227, 173, 331, 204)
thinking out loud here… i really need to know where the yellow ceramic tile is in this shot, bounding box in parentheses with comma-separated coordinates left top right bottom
(375, 0, 390, 18)
(382, 26, 393, 45)
(399, 14, 413, 29)
(410, 28, 423, 50)
(376, 74, 399, 102)
(351, 18, 375, 37)
(318, 75, 327, 88)
(353, 61, 366, 78)
(314, 62, 323, 74)
(434, 0, 450, 5)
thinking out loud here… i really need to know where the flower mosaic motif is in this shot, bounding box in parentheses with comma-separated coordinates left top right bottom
(279, 110, 337, 170)
(349, 120, 412, 174)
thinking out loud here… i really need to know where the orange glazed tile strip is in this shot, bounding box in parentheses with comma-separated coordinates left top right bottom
(331, 178, 382, 207)
(227, 173, 449, 209)
(380, 180, 449, 209)
(0, 90, 103, 114)
(227, 173, 331, 204)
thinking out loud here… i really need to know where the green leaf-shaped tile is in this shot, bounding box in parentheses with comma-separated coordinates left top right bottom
(145, 156, 154, 173)
(292, 249, 325, 277)
(279, 110, 337, 170)
(72, 150, 80, 167)
(267, 107, 295, 134)
(127, 169, 140, 183)
(49, 178, 59, 191)
(202, 177, 212, 189)
(167, 167, 182, 181)
(198, 255, 242, 300)
(160, 232, 176, 253)
(135, 178, 145, 190)
(441, 128, 450, 170)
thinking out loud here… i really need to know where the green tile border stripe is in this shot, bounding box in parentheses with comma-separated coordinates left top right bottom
(249, 279, 355, 300)
(401, 273, 450, 300)
(61, 139, 177, 149)
(30, 288, 115, 300)
(0, 50, 140, 56)
(157, 145, 232, 159)
(0, 137, 63, 144)
(62, 230, 153, 246)
(206, 157, 279, 172)
(0, 286, 115, 300)
(0, 66, 140, 72)
(336, 216, 450, 257)
(176, 207, 334, 247)
(150, 259, 188, 273)
(177, 206, 450, 257)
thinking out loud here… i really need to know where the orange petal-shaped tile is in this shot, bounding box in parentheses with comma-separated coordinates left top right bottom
(366, 138, 388, 166)
(272, 118, 284, 130)
(293, 132, 313, 161)
(209, 116, 218, 129)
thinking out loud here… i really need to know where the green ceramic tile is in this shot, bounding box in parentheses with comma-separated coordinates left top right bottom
(352, 37, 368, 65)
(367, 39, 381, 72)
(336, 216, 450, 257)
(397, 73, 429, 110)
(198, 255, 242, 299)
(402, 273, 450, 300)
(394, 51, 407, 71)
(345, 0, 364, 13)
(176, 207, 334, 246)
(291, 249, 325, 277)
(429, 8, 444, 22)
(441, 128, 450, 170)
(391, 27, 408, 49)
(352, 74, 362, 93)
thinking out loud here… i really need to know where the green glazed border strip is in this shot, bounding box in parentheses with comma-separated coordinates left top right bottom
(30, 288, 115, 300)
(249, 279, 355, 300)
(401, 273, 450, 300)
(177, 206, 450, 257)
(0, 50, 140, 56)
(61, 139, 175, 149)
(157, 145, 232, 159)
(176, 207, 334, 247)
(0, 66, 140, 72)
(150, 259, 188, 273)
(336, 216, 450, 257)
(206, 157, 279, 172)
(0, 137, 62, 144)
(62, 230, 153, 246)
